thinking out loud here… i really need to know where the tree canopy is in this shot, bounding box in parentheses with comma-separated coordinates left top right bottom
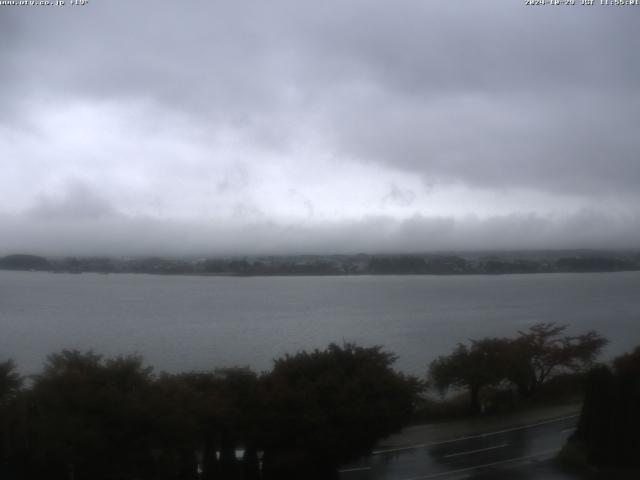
(26, 350, 156, 480)
(260, 343, 423, 479)
(0, 359, 21, 403)
(507, 322, 607, 398)
(0, 344, 422, 480)
(429, 338, 510, 414)
(429, 323, 607, 413)
(573, 346, 640, 468)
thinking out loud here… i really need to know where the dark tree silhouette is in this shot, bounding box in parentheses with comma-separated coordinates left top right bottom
(429, 323, 607, 413)
(573, 346, 640, 468)
(0, 254, 49, 271)
(0, 360, 21, 403)
(162, 368, 262, 480)
(260, 343, 423, 479)
(368, 256, 428, 274)
(5, 330, 605, 480)
(27, 350, 155, 480)
(506, 323, 607, 398)
(0, 360, 23, 478)
(429, 338, 511, 414)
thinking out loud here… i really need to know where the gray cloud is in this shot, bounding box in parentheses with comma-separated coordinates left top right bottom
(216, 164, 249, 194)
(2, 0, 639, 254)
(27, 180, 116, 220)
(382, 184, 416, 207)
(1, 209, 638, 257)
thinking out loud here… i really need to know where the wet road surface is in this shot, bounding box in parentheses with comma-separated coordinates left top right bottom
(339, 415, 581, 480)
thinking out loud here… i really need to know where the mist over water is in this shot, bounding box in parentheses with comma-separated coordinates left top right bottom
(2, 270, 638, 376)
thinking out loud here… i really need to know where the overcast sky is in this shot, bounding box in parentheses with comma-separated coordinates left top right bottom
(1, 0, 639, 256)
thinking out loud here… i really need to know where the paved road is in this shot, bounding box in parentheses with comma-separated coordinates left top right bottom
(339, 415, 581, 480)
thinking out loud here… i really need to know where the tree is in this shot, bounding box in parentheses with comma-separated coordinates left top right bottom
(147, 372, 204, 480)
(0, 360, 21, 404)
(0, 360, 23, 478)
(429, 338, 511, 414)
(506, 323, 607, 398)
(429, 323, 607, 412)
(144, 366, 264, 480)
(28, 350, 155, 480)
(164, 368, 262, 480)
(573, 346, 640, 468)
(368, 256, 428, 274)
(260, 343, 423, 479)
(0, 254, 49, 271)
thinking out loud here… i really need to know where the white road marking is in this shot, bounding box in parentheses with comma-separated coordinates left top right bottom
(338, 466, 372, 473)
(372, 414, 578, 455)
(400, 448, 561, 480)
(442, 443, 508, 459)
(561, 427, 576, 433)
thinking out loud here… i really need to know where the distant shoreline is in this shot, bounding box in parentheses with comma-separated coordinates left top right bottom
(2, 250, 639, 279)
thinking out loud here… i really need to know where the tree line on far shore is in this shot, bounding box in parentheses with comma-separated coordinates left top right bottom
(1, 252, 639, 276)
(0, 323, 636, 479)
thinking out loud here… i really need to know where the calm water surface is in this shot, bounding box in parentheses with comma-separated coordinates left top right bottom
(1, 270, 639, 375)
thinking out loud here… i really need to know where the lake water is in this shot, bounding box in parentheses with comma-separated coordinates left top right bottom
(1, 270, 639, 376)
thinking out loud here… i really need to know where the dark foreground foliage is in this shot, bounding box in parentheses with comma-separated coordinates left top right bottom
(571, 346, 640, 468)
(0, 344, 422, 480)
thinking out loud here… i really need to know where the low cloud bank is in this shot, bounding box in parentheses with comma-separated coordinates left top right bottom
(1, 209, 638, 257)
